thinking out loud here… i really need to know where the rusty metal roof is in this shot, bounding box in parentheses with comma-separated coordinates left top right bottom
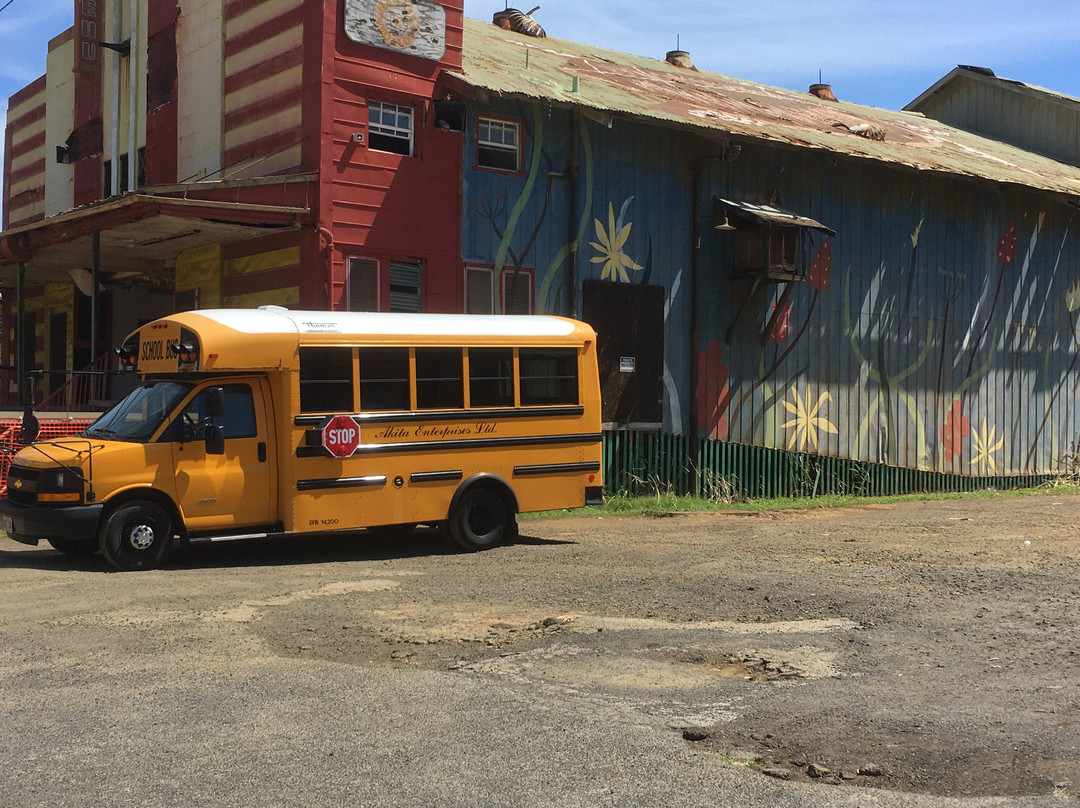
(450, 18, 1080, 200)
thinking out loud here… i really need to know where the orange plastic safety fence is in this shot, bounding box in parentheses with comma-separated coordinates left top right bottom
(0, 419, 96, 497)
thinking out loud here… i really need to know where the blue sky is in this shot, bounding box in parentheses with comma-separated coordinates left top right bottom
(2, 0, 1080, 217)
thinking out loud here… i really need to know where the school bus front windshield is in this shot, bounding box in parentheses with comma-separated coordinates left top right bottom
(85, 381, 193, 442)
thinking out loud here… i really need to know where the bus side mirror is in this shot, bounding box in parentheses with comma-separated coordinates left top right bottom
(205, 387, 225, 418)
(20, 407, 39, 444)
(204, 424, 225, 455)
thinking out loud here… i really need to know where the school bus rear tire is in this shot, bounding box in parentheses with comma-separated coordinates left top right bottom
(447, 485, 516, 551)
(99, 501, 173, 571)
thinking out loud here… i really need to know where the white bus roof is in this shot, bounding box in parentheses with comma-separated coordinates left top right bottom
(192, 307, 581, 338)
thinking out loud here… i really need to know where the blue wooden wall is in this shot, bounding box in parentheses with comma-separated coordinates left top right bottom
(462, 99, 1080, 477)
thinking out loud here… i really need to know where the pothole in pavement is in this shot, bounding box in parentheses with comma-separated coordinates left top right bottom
(254, 609, 1078, 799)
(680, 723, 1078, 799)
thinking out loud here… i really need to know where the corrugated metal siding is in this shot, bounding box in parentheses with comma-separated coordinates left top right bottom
(463, 98, 1080, 477)
(913, 72, 1080, 170)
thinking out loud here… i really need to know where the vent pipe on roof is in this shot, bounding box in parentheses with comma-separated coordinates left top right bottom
(809, 83, 838, 102)
(665, 50, 697, 70)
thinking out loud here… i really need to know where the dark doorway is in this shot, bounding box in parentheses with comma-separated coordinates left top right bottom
(581, 280, 665, 426)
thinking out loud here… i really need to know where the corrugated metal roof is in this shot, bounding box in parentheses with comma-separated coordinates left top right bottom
(449, 18, 1080, 200)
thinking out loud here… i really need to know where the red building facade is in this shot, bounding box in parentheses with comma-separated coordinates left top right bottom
(0, 0, 470, 407)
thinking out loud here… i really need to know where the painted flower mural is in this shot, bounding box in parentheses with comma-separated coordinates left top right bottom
(1067, 278, 1080, 315)
(971, 419, 1004, 474)
(696, 340, 731, 440)
(767, 301, 792, 344)
(940, 400, 971, 463)
(996, 221, 1018, 265)
(781, 385, 838, 452)
(590, 201, 643, 282)
(807, 239, 833, 291)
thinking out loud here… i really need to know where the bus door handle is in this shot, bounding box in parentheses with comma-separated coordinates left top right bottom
(258, 442, 267, 462)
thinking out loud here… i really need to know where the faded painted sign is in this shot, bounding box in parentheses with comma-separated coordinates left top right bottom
(344, 0, 447, 61)
(75, 0, 100, 76)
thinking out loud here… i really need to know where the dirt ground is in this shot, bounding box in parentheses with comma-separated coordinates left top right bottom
(3, 493, 1079, 801)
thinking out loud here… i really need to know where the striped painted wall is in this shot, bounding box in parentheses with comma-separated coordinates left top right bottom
(174, 233, 303, 310)
(223, 0, 305, 178)
(4, 77, 47, 228)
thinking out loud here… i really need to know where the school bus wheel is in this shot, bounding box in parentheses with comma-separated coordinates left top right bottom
(99, 500, 174, 571)
(46, 535, 98, 557)
(47, 537, 99, 556)
(446, 483, 517, 551)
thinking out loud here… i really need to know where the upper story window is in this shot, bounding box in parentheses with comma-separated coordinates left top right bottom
(348, 258, 379, 312)
(477, 117, 520, 172)
(369, 101, 414, 156)
(466, 266, 532, 314)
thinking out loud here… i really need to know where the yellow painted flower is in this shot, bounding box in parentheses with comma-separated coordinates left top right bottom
(781, 385, 839, 452)
(590, 202, 643, 282)
(970, 419, 1004, 474)
(1066, 278, 1080, 313)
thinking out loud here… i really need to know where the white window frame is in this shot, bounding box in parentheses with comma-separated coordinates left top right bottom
(477, 117, 521, 172)
(369, 100, 415, 156)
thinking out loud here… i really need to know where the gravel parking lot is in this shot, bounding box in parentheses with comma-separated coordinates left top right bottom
(1, 494, 1077, 806)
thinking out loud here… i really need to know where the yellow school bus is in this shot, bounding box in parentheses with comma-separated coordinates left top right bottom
(0, 307, 603, 570)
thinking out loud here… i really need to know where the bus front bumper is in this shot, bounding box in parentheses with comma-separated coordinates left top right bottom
(0, 499, 103, 546)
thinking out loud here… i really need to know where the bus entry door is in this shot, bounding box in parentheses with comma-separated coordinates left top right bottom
(169, 380, 275, 532)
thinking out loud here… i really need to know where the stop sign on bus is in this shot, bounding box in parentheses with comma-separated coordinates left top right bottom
(322, 415, 361, 457)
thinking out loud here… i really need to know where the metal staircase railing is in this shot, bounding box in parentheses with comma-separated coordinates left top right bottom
(36, 353, 114, 413)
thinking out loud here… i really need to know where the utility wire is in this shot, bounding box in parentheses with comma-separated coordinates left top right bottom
(0, 0, 17, 14)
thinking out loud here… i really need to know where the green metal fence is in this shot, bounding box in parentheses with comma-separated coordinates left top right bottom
(602, 430, 1053, 500)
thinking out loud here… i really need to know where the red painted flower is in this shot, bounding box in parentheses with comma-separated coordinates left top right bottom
(696, 340, 731, 439)
(808, 239, 833, 290)
(767, 301, 792, 344)
(941, 400, 971, 463)
(996, 221, 1018, 265)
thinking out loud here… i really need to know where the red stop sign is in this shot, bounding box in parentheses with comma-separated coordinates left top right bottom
(322, 415, 361, 458)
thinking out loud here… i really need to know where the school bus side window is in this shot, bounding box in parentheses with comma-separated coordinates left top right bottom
(469, 348, 514, 407)
(299, 348, 354, 413)
(416, 348, 463, 409)
(519, 348, 578, 406)
(359, 348, 410, 411)
(163, 384, 257, 441)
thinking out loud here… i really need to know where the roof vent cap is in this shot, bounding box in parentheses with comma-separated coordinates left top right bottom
(809, 83, 838, 102)
(665, 50, 697, 70)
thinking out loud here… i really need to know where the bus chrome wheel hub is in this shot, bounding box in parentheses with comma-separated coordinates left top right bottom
(127, 524, 155, 551)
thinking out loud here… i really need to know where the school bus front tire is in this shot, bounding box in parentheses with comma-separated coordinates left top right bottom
(447, 484, 517, 551)
(99, 501, 174, 571)
(47, 537, 98, 556)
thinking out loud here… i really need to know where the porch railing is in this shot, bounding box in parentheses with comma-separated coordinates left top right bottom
(37, 353, 114, 413)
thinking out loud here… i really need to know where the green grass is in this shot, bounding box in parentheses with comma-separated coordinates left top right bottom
(524, 479, 1080, 520)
